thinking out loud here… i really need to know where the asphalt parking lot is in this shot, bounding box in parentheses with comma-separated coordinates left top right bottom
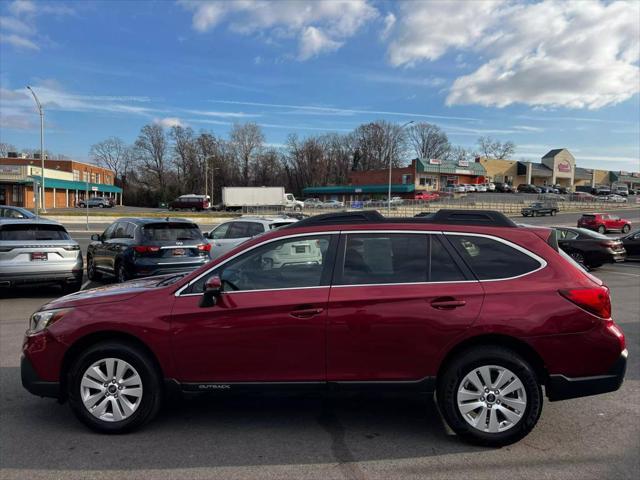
(1, 249, 639, 478)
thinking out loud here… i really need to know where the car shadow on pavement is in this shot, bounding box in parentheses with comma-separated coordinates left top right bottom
(0, 367, 478, 471)
(0, 285, 67, 300)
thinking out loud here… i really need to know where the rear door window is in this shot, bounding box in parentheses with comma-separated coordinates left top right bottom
(446, 235, 542, 280)
(226, 222, 250, 239)
(0, 224, 71, 241)
(245, 222, 265, 237)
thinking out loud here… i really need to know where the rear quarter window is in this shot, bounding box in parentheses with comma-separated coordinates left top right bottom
(446, 235, 542, 280)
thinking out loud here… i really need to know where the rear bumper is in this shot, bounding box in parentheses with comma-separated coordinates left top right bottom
(546, 349, 627, 401)
(21, 354, 60, 399)
(0, 270, 82, 286)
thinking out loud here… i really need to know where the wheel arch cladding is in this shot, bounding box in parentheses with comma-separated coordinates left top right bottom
(61, 331, 164, 399)
(437, 334, 547, 386)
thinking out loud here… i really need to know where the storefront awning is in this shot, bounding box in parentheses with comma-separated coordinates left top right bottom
(27, 176, 122, 193)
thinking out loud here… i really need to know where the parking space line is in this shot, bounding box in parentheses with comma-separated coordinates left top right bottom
(597, 270, 640, 277)
(81, 280, 91, 290)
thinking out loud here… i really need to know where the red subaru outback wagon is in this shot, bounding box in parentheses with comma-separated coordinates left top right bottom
(22, 210, 627, 446)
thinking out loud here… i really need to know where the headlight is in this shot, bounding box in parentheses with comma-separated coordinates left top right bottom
(28, 308, 72, 335)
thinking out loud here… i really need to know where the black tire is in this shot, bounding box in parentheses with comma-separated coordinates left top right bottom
(62, 280, 82, 295)
(115, 261, 130, 283)
(67, 341, 162, 433)
(87, 255, 102, 281)
(588, 263, 603, 269)
(569, 251, 586, 265)
(437, 346, 542, 447)
(622, 224, 630, 234)
(598, 225, 606, 234)
(98, 204, 104, 208)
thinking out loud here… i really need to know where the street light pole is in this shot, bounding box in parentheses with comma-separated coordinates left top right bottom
(26, 86, 46, 213)
(387, 120, 414, 215)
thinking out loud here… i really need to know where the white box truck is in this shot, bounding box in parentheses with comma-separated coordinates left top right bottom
(221, 187, 303, 211)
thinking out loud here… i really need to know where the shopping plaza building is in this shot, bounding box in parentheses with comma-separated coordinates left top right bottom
(303, 149, 640, 201)
(0, 154, 122, 209)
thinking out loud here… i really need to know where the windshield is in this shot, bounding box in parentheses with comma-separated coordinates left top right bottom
(142, 223, 204, 242)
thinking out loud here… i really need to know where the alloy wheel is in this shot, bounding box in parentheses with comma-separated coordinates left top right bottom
(456, 365, 527, 433)
(80, 358, 143, 422)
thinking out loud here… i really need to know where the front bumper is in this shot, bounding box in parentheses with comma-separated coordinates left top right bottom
(546, 349, 627, 401)
(21, 354, 60, 399)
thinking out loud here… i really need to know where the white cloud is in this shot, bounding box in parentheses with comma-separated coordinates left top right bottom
(178, 0, 378, 60)
(381, 13, 395, 40)
(0, 33, 39, 50)
(8, 0, 36, 16)
(184, 109, 260, 118)
(1, 0, 75, 51)
(0, 16, 31, 34)
(298, 26, 342, 60)
(154, 117, 185, 128)
(211, 99, 479, 122)
(385, 0, 640, 110)
(0, 82, 160, 131)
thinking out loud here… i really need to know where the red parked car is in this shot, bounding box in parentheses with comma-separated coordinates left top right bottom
(22, 210, 627, 446)
(415, 191, 439, 201)
(577, 213, 632, 234)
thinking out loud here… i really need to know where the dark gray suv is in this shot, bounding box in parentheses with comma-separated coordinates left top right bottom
(87, 218, 211, 283)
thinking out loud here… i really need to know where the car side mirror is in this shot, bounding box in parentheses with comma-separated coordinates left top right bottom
(199, 275, 222, 308)
(91, 234, 101, 241)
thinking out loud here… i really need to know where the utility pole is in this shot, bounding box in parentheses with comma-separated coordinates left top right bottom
(27, 86, 46, 213)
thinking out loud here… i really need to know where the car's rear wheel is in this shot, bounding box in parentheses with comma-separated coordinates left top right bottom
(98, 204, 104, 208)
(87, 255, 102, 281)
(438, 346, 542, 447)
(116, 261, 130, 283)
(598, 225, 606, 234)
(622, 225, 630, 233)
(67, 342, 162, 433)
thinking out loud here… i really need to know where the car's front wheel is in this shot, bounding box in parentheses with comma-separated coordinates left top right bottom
(87, 255, 102, 281)
(67, 342, 162, 433)
(622, 225, 630, 233)
(438, 346, 542, 447)
(598, 225, 606, 234)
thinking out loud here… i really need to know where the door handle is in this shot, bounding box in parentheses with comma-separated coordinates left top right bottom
(430, 298, 466, 310)
(290, 307, 324, 319)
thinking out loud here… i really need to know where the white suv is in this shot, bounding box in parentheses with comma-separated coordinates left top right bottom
(206, 216, 298, 259)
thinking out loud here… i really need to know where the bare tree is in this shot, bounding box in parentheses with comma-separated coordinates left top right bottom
(477, 136, 516, 160)
(134, 124, 169, 199)
(0, 142, 17, 157)
(170, 126, 200, 193)
(407, 122, 450, 160)
(89, 137, 132, 181)
(351, 120, 407, 171)
(230, 122, 265, 186)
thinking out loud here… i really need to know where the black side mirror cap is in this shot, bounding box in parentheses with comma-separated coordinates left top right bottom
(90, 234, 101, 241)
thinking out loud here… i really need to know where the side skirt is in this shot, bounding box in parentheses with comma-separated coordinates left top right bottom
(172, 377, 436, 394)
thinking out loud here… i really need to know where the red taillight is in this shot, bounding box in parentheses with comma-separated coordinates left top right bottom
(197, 244, 211, 252)
(134, 245, 161, 254)
(559, 286, 611, 319)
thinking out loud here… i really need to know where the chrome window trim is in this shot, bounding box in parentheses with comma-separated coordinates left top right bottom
(174, 229, 548, 297)
(174, 231, 339, 297)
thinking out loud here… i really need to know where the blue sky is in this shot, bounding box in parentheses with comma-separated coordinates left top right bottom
(1, 0, 639, 171)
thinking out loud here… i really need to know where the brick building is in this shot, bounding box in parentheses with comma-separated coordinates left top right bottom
(0, 156, 122, 209)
